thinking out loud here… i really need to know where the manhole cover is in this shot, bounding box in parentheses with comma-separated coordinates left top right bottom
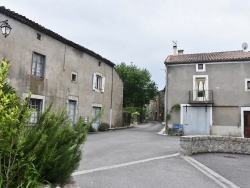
(223, 155, 236, 159)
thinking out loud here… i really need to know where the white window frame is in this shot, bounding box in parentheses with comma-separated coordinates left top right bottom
(23, 93, 45, 124)
(92, 73, 105, 93)
(245, 79, 250, 91)
(71, 71, 78, 83)
(196, 63, 206, 72)
(193, 75, 208, 101)
(67, 96, 79, 126)
(32, 52, 46, 78)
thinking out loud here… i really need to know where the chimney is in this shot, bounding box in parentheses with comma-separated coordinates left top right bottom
(178, 50, 184, 55)
(173, 41, 177, 55)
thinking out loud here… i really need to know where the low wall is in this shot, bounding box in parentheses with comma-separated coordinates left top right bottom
(180, 136, 250, 156)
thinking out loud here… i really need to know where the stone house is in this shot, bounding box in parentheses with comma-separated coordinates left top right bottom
(0, 7, 123, 129)
(148, 88, 165, 121)
(148, 97, 158, 121)
(165, 44, 250, 137)
(157, 88, 165, 122)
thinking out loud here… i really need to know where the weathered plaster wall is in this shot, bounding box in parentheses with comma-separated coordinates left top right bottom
(167, 61, 250, 136)
(0, 13, 123, 127)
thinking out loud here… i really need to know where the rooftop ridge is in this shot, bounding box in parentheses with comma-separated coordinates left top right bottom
(165, 50, 250, 64)
(0, 6, 115, 67)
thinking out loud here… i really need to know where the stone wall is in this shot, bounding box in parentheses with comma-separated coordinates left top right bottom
(180, 136, 250, 156)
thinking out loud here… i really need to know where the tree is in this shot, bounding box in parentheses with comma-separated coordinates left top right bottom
(115, 62, 158, 114)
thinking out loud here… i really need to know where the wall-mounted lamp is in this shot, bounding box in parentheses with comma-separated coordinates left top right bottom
(0, 20, 12, 38)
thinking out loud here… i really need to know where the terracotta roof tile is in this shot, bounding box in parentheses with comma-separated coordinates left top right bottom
(165, 50, 250, 64)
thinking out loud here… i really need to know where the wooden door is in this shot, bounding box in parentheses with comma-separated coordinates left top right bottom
(244, 111, 250, 138)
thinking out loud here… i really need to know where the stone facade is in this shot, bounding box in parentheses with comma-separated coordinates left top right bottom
(157, 89, 165, 122)
(180, 136, 250, 156)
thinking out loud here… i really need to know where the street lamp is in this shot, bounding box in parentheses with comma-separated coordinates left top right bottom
(0, 20, 12, 38)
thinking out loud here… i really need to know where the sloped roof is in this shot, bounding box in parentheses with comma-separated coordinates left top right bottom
(0, 6, 115, 67)
(165, 50, 250, 65)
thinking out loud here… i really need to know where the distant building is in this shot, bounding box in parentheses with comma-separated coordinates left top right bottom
(148, 88, 165, 122)
(148, 97, 158, 121)
(165, 44, 250, 137)
(157, 88, 165, 122)
(0, 7, 123, 129)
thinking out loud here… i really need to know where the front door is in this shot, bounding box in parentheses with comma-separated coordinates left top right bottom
(92, 107, 101, 131)
(244, 111, 250, 138)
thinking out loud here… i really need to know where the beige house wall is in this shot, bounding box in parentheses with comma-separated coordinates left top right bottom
(0, 12, 123, 127)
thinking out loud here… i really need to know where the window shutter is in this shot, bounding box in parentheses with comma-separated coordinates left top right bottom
(101, 76, 105, 92)
(92, 73, 97, 90)
(41, 57, 45, 78)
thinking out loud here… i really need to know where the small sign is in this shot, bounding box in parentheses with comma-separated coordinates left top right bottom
(172, 124, 183, 130)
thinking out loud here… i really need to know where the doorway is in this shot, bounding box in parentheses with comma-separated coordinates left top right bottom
(92, 106, 101, 131)
(244, 111, 250, 138)
(193, 75, 208, 102)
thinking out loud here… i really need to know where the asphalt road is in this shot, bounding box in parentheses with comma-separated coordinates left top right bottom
(73, 122, 250, 188)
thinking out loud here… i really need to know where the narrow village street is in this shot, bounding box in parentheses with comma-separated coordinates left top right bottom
(73, 122, 250, 188)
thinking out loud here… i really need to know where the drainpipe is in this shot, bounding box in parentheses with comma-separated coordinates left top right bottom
(110, 67, 114, 129)
(164, 66, 168, 131)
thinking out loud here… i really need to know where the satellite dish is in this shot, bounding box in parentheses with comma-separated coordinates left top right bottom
(242, 42, 248, 50)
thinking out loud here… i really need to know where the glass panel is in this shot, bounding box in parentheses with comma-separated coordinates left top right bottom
(68, 100, 76, 125)
(198, 64, 203, 70)
(247, 81, 250, 90)
(32, 53, 45, 77)
(29, 99, 42, 123)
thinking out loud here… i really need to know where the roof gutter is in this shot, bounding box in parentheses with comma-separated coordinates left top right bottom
(0, 6, 115, 67)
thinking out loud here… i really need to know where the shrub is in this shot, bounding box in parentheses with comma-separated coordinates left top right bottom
(98, 123, 110, 131)
(88, 124, 96, 132)
(24, 105, 88, 184)
(0, 59, 41, 187)
(166, 128, 183, 136)
(0, 59, 92, 186)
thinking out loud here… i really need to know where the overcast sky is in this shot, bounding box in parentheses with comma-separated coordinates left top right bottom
(2, 0, 250, 89)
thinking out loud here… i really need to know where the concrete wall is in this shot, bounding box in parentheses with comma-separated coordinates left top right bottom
(167, 61, 250, 136)
(0, 13, 123, 127)
(180, 136, 250, 156)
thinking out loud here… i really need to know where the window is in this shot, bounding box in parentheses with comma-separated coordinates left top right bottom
(71, 72, 77, 83)
(32, 52, 45, 78)
(37, 33, 41, 40)
(98, 61, 101, 67)
(193, 75, 208, 101)
(92, 73, 105, 92)
(29, 98, 43, 123)
(196, 63, 206, 72)
(245, 79, 250, 91)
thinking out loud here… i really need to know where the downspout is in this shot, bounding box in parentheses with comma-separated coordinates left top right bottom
(110, 67, 114, 129)
(164, 65, 168, 131)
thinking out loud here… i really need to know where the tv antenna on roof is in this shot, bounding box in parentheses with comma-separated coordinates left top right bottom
(173, 40, 177, 47)
(242, 42, 248, 51)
